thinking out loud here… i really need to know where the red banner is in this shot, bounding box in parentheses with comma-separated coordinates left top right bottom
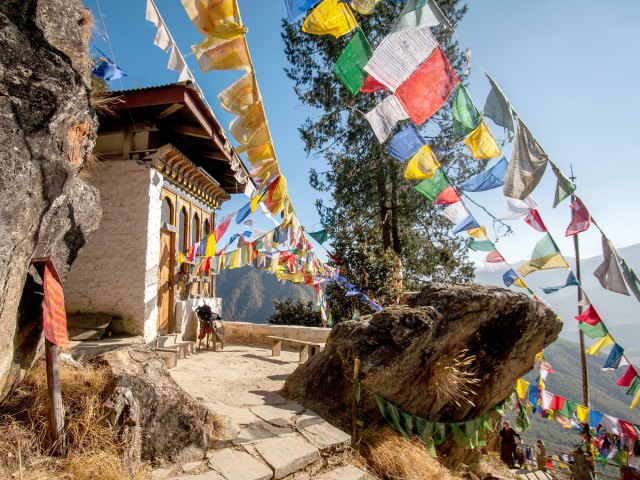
(43, 264, 70, 348)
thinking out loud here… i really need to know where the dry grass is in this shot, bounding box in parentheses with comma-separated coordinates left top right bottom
(0, 360, 131, 479)
(430, 349, 481, 410)
(89, 89, 123, 115)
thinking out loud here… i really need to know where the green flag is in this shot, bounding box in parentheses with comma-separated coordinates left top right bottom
(578, 321, 608, 339)
(332, 28, 373, 95)
(452, 84, 482, 139)
(558, 399, 577, 418)
(308, 229, 328, 244)
(551, 163, 576, 208)
(627, 376, 640, 397)
(518, 233, 570, 276)
(468, 239, 495, 252)
(414, 168, 450, 202)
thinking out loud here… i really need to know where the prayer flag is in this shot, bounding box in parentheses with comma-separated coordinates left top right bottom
(632, 389, 640, 410)
(364, 95, 409, 143)
(433, 186, 460, 205)
(350, 0, 382, 15)
(517, 379, 529, 399)
(578, 321, 608, 340)
(302, 0, 357, 38)
(247, 143, 276, 164)
(503, 121, 549, 200)
(228, 249, 240, 269)
(214, 214, 233, 241)
(460, 157, 508, 192)
(218, 72, 260, 115)
(395, 47, 460, 125)
(364, 27, 438, 91)
(443, 201, 469, 225)
(484, 260, 509, 273)
(575, 305, 601, 326)
(414, 168, 450, 201)
(528, 384, 541, 405)
(541, 391, 553, 410)
(464, 121, 502, 160)
(549, 395, 565, 412)
(404, 145, 440, 179)
(333, 28, 373, 95)
(558, 400, 577, 419)
(391, 0, 449, 33)
(92, 59, 125, 82)
(588, 410, 604, 428)
(541, 272, 579, 294)
(518, 233, 570, 277)
(230, 101, 268, 146)
(452, 216, 480, 234)
(594, 236, 630, 296)
(576, 405, 590, 423)
(387, 124, 426, 161)
(467, 226, 487, 239)
(181, 0, 246, 39)
(483, 73, 515, 141)
(621, 260, 640, 304)
(308, 229, 328, 244)
(42, 264, 71, 349)
(602, 344, 625, 371)
(452, 84, 482, 139)
(193, 36, 251, 72)
(627, 377, 640, 397)
(235, 124, 271, 154)
(617, 366, 637, 387)
(499, 196, 538, 220)
(205, 233, 216, 257)
(586, 334, 614, 356)
(284, 0, 321, 22)
(551, 163, 576, 208)
(602, 415, 620, 435)
(236, 201, 252, 224)
(619, 420, 638, 438)
(565, 198, 591, 236)
(485, 251, 504, 263)
(469, 239, 495, 252)
(360, 74, 387, 93)
(503, 269, 526, 288)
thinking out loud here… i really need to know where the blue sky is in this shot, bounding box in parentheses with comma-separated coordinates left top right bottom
(84, 0, 640, 269)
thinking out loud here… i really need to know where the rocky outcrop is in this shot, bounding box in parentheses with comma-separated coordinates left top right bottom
(285, 283, 562, 465)
(92, 344, 220, 462)
(0, 0, 101, 402)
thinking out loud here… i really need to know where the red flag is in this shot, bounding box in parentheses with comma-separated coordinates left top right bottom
(187, 244, 196, 262)
(214, 215, 232, 241)
(395, 47, 460, 125)
(549, 395, 565, 411)
(360, 74, 387, 93)
(42, 264, 71, 349)
(574, 305, 601, 326)
(565, 198, 591, 236)
(486, 251, 505, 263)
(620, 420, 638, 439)
(433, 186, 461, 205)
(524, 209, 547, 232)
(616, 365, 637, 387)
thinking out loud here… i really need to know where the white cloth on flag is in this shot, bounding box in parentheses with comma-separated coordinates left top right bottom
(484, 260, 509, 273)
(154, 22, 172, 51)
(365, 95, 409, 143)
(602, 415, 620, 435)
(244, 179, 256, 198)
(594, 236, 630, 296)
(498, 196, 539, 220)
(443, 201, 469, 225)
(167, 45, 185, 72)
(146, 0, 160, 26)
(503, 121, 549, 200)
(364, 27, 438, 91)
(540, 390, 553, 410)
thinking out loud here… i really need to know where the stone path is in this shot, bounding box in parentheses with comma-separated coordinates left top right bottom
(150, 345, 368, 480)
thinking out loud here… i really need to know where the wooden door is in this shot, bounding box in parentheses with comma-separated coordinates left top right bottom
(158, 229, 175, 334)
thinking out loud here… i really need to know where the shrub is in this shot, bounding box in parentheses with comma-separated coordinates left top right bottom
(267, 298, 322, 327)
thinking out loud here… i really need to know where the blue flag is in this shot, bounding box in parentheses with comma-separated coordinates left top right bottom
(386, 124, 426, 161)
(284, 0, 321, 22)
(452, 216, 480, 234)
(588, 410, 604, 429)
(540, 272, 580, 294)
(602, 343, 624, 370)
(460, 157, 508, 192)
(503, 269, 519, 287)
(235, 202, 252, 224)
(92, 59, 125, 81)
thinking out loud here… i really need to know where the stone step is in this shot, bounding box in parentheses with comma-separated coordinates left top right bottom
(294, 411, 351, 453)
(154, 347, 178, 369)
(169, 472, 224, 480)
(312, 465, 366, 480)
(252, 435, 321, 480)
(208, 448, 272, 480)
(157, 334, 178, 348)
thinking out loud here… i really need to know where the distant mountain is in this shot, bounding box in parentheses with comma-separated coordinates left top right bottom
(475, 243, 640, 362)
(215, 266, 316, 323)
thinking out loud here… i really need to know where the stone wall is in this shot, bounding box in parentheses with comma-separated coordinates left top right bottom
(222, 322, 331, 346)
(65, 161, 163, 342)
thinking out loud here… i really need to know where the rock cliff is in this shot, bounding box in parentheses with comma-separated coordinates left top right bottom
(0, 0, 100, 402)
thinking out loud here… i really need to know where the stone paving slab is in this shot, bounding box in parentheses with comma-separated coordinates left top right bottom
(208, 448, 272, 480)
(181, 461, 203, 473)
(295, 411, 351, 453)
(312, 465, 366, 480)
(170, 472, 225, 480)
(206, 402, 259, 426)
(250, 402, 306, 427)
(253, 435, 321, 480)
(232, 421, 296, 445)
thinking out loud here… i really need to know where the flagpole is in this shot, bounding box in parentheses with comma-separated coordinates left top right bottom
(570, 164, 590, 407)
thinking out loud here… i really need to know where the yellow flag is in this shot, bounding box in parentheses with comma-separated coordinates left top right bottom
(631, 388, 640, 409)
(217, 254, 226, 271)
(467, 226, 488, 240)
(247, 143, 276, 163)
(230, 101, 267, 145)
(250, 193, 262, 214)
(177, 252, 186, 264)
(205, 233, 216, 257)
(236, 125, 271, 153)
(404, 145, 440, 180)
(576, 405, 590, 422)
(181, 0, 246, 39)
(193, 36, 251, 72)
(302, 0, 358, 38)
(513, 278, 527, 288)
(228, 249, 240, 269)
(516, 379, 529, 400)
(350, 0, 381, 14)
(586, 334, 614, 356)
(518, 254, 570, 277)
(464, 121, 502, 160)
(251, 160, 279, 183)
(218, 72, 260, 115)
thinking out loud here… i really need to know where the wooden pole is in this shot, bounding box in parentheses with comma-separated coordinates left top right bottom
(45, 338, 66, 455)
(351, 356, 361, 442)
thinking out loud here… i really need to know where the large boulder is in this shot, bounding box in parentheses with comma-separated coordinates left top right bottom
(0, 0, 100, 401)
(285, 283, 562, 465)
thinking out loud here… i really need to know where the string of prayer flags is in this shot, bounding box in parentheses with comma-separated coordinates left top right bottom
(308, 229, 328, 244)
(460, 157, 508, 192)
(503, 121, 549, 200)
(285, 0, 321, 22)
(518, 233, 569, 277)
(483, 73, 515, 141)
(333, 28, 373, 95)
(540, 272, 579, 294)
(523, 208, 547, 233)
(181, 0, 246, 39)
(498, 196, 538, 220)
(565, 198, 591, 236)
(551, 163, 576, 208)
(452, 84, 482, 139)
(387, 124, 426, 161)
(602, 344, 625, 371)
(414, 168, 450, 201)
(594, 236, 630, 296)
(391, 0, 449, 33)
(586, 334, 615, 356)
(433, 186, 460, 204)
(193, 36, 251, 72)
(364, 27, 438, 91)
(395, 47, 460, 125)
(621, 260, 640, 304)
(365, 95, 409, 142)
(463, 121, 502, 160)
(350, 0, 382, 15)
(218, 72, 260, 115)
(301, 0, 358, 38)
(404, 146, 440, 179)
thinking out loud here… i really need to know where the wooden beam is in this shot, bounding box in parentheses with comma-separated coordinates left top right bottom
(172, 124, 211, 139)
(197, 150, 229, 161)
(182, 91, 231, 160)
(117, 87, 184, 110)
(155, 103, 184, 120)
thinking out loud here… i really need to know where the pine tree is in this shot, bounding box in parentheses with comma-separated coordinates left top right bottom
(282, 2, 481, 319)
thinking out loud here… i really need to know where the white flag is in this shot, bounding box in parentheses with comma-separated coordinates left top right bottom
(365, 95, 409, 143)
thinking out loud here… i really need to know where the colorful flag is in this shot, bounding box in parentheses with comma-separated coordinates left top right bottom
(443, 201, 469, 225)
(621, 260, 640, 304)
(586, 334, 614, 356)
(181, 0, 246, 39)
(524, 209, 547, 233)
(467, 226, 487, 239)
(360, 74, 387, 93)
(214, 214, 233, 241)
(236, 201, 252, 224)
(193, 36, 251, 72)
(617, 365, 637, 387)
(464, 121, 502, 160)
(549, 395, 565, 412)
(404, 145, 440, 179)
(302, 0, 357, 38)
(350, 0, 382, 15)
(230, 101, 268, 145)
(42, 264, 71, 349)
(308, 229, 328, 244)
(247, 143, 276, 163)
(619, 420, 638, 438)
(565, 198, 591, 236)
(386, 124, 426, 161)
(469, 239, 495, 252)
(391, 0, 448, 33)
(433, 186, 460, 204)
(204, 233, 216, 257)
(517, 379, 530, 400)
(503, 269, 526, 288)
(364, 27, 438, 91)
(551, 163, 576, 208)
(284, 0, 321, 21)
(395, 47, 460, 125)
(503, 121, 549, 200)
(594, 236, 630, 296)
(540, 272, 579, 294)
(414, 168, 450, 201)
(602, 415, 620, 435)
(578, 321, 608, 340)
(499, 196, 538, 220)
(333, 28, 373, 95)
(483, 73, 515, 141)
(452, 84, 482, 139)
(460, 157, 507, 192)
(452, 216, 480, 234)
(218, 72, 260, 114)
(486, 251, 505, 263)
(518, 233, 570, 277)
(602, 344, 625, 371)
(364, 95, 409, 142)
(588, 410, 603, 428)
(575, 305, 601, 326)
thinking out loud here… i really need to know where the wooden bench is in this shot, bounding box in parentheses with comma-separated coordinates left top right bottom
(266, 336, 326, 363)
